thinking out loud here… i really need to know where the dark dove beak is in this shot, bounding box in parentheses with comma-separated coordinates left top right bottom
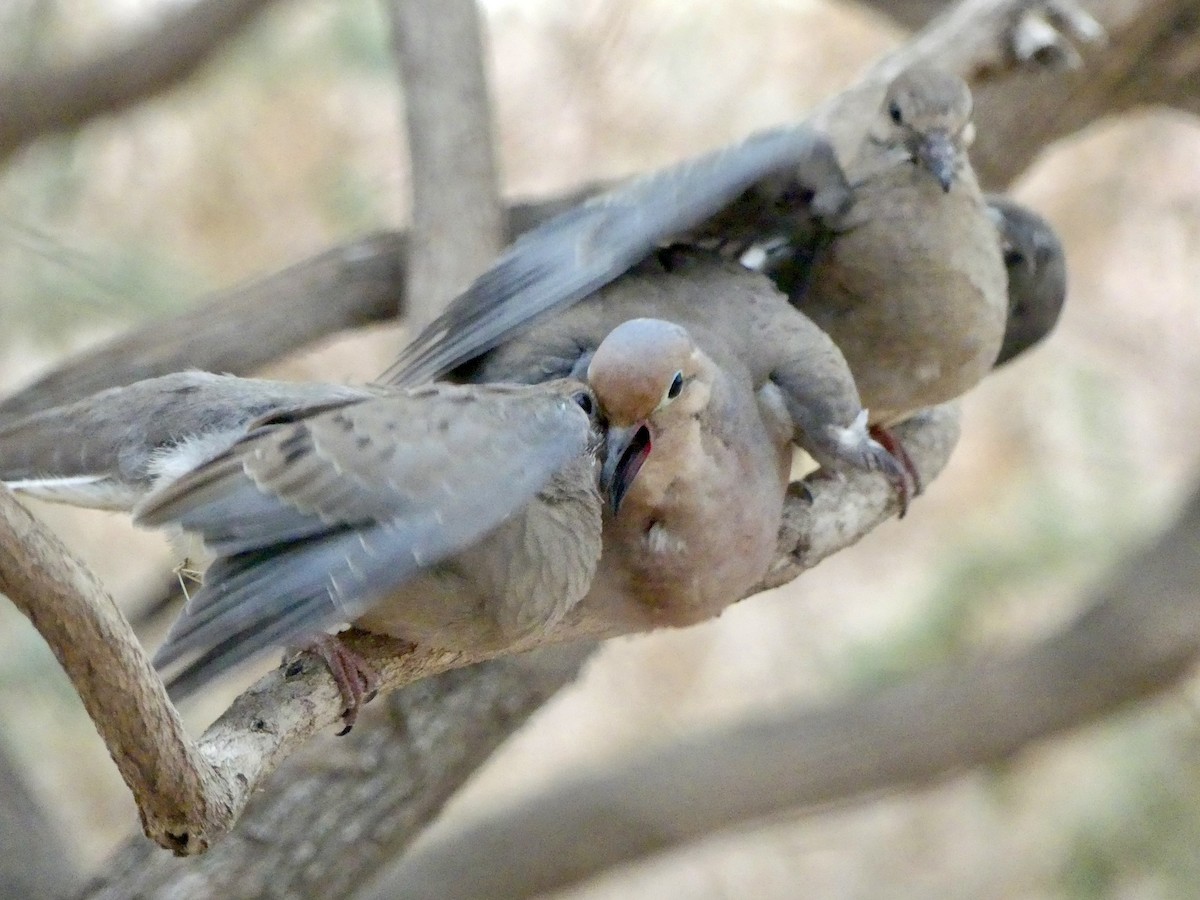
(917, 130, 958, 193)
(599, 423, 652, 515)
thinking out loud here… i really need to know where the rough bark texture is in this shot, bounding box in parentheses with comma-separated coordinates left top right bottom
(0, 485, 229, 855)
(79, 645, 596, 900)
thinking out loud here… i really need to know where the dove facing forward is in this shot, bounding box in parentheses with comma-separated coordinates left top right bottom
(785, 66, 1009, 426)
(577, 316, 793, 630)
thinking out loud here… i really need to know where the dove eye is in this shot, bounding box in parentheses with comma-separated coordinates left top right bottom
(666, 371, 684, 400)
(572, 391, 595, 416)
(888, 100, 903, 125)
(1003, 248, 1026, 267)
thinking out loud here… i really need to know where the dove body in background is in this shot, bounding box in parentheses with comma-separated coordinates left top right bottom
(461, 260, 896, 625)
(987, 196, 1068, 367)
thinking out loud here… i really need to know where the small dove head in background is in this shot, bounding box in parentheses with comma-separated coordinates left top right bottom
(876, 66, 975, 193)
(587, 318, 707, 515)
(986, 196, 1068, 366)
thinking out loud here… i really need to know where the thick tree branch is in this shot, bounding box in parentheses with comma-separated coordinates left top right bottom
(0, 0, 283, 165)
(0, 485, 229, 855)
(5, 402, 942, 866)
(80, 644, 596, 900)
(375, 472, 1200, 900)
(388, 0, 504, 325)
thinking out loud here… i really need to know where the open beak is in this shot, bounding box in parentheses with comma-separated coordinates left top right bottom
(917, 130, 958, 193)
(599, 423, 652, 515)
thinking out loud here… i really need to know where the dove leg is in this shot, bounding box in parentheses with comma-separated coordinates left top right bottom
(869, 425, 923, 513)
(295, 634, 381, 735)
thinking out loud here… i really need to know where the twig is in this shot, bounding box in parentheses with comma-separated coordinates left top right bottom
(0, 485, 229, 855)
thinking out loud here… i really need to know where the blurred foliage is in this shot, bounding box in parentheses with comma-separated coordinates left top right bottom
(843, 367, 1146, 688)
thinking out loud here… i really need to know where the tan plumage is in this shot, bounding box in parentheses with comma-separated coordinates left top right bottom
(798, 66, 1009, 424)
(583, 317, 792, 628)
(466, 259, 880, 626)
(130, 379, 604, 699)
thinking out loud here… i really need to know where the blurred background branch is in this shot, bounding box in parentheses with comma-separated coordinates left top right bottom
(0, 0, 284, 165)
(388, 0, 504, 326)
(0, 0, 1197, 897)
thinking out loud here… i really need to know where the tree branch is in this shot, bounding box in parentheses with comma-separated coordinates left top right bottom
(388, 0, 504, 325)
(373, 472, 1200, 900)
(0, 0, 283, 165)
(79, 644, 596, 900)
(0, 394, 935, 869)
(0, 233, 406, 424)
(0, 485, 229, 855)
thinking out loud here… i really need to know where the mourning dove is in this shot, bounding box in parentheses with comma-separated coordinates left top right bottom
(131, 380, 605, 721)
(436, 254, 903, 625)
(0, 372, 605, 727)
(987, 196, 1068, 366)
(577, 315, 793, 629)
(462, 252, 904, 503)
(778, 66, 1008, 426)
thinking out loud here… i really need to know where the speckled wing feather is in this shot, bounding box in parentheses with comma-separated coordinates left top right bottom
(137, 380, 596, 694)
(0, 372, 375, 510)
(383, 125, 850, 386)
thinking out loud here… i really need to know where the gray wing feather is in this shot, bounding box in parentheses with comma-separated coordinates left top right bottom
(0, 372, 374, 505)
(383, 126, 840, 386)
(142, 383, 594, 694)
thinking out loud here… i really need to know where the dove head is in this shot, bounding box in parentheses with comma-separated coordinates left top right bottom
(588, 318, 712, 514)
(878, 66, 974, 193)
